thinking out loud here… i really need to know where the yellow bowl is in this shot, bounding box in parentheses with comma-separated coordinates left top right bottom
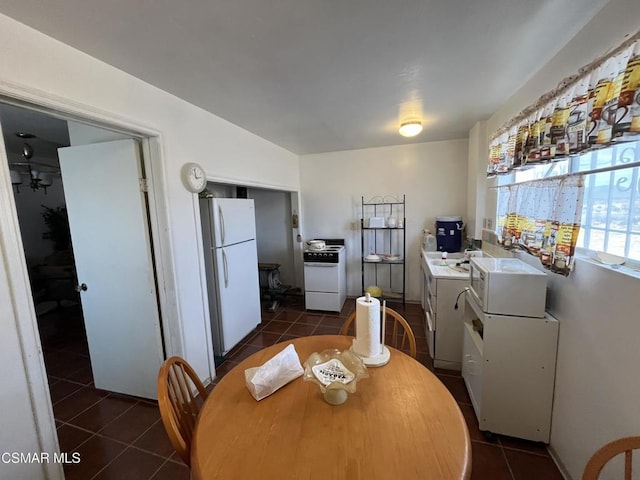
(365, 285, 382, 297)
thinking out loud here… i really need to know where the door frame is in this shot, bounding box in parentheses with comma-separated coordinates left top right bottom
(0, 85, 180, 479)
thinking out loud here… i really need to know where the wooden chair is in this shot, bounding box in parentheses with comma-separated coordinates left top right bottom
(157, 356, 209, 466)
(341, 307, 417, 358)
(582, 436, 640, 480)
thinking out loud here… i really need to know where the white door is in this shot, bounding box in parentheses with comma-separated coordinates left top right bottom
(58, 139, 164, 399)
(215, 240, 261, 355)
(211, 198, 256, 247)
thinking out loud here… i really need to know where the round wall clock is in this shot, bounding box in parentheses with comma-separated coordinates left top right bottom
(181, 162, 207, 193)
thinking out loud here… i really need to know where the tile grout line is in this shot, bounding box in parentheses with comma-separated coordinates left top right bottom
(88, 444, 129, 480)
(55, 396, 105, 424)
(126, 418, 180, 460)
(91, 399, 142, 437)
(147, 457, 176, 480)
(58, 397, 176, 464)
(60, 420, 178, 480)
(56, 427, 95, 459)
(501, 442, 517, 480)
(63, 394, 138, 431)
(50, 387, 85, 407)
(499, 443, 553, 458)
(92, 426, 178, 462)
(58, 400, 144, 446)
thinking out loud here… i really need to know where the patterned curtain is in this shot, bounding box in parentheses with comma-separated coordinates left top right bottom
(497, 175, 585, 275)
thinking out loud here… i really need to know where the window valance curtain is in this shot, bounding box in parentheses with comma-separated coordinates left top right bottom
(497, 175, 584, 276)
(488, 30, 640, 176)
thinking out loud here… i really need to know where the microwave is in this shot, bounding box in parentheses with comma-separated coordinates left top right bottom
(469, 257, 547, 318)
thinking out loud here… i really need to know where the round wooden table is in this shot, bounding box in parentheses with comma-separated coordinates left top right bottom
(191, 335, 471, 479)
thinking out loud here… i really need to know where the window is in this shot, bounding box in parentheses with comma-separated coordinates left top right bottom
(496, 139, 640, 262)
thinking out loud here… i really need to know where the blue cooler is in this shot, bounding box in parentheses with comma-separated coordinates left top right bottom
(435, 216, 464, 252)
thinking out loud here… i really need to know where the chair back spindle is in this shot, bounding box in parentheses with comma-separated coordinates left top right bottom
(582, 436, 640, 480)
(158, 356, 208, 466)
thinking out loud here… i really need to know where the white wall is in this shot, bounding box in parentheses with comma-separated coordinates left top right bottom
(0, 13, 299, 479)
(300, 139, 468, 302)
(483, 1, 640, 478)
(546, 259, 640, 479)
(466, 121, 488, 240)
(68, 120, 130, 145)
(0, 235, 60, 479)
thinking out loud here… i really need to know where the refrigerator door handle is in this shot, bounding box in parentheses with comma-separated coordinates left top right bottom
(218, 204, 226, 245)
(222, 248, 229, 287)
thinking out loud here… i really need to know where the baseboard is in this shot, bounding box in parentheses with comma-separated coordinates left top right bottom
(547, 444, 573, 480)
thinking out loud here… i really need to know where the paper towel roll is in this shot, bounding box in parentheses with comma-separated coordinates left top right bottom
(353, 295, 381, 358)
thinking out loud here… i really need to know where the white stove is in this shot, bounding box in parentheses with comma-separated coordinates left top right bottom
(304, 239, 346, 312)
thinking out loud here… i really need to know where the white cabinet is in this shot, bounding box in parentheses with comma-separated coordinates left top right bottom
(422, 252, 469, 371)
(462, 294, 559, 443)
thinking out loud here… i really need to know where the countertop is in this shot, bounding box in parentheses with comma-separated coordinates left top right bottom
(421, 250, 476, 279)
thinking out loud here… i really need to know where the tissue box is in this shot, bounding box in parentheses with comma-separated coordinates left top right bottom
(245, 344, 304, 401)
(367, 217, 385, 228)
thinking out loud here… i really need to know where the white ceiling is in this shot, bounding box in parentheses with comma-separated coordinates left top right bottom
(0, 0, 608, 155)
(0, 104, 69, 165)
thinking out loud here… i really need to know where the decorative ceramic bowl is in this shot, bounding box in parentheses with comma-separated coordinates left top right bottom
(303, 349, 369, 405)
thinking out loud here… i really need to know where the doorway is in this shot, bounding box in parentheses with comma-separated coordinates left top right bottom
(206, 182, 304, 304)
(1, 102, 165, 400)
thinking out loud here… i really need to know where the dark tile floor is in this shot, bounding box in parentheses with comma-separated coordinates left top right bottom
(39, 296, 564, 480)
(40, 306, 190, 480)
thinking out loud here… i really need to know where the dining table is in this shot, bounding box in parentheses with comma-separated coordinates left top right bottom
(191, 335, 471, 479)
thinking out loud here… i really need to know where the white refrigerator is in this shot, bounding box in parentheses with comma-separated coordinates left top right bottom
(200, 198, 261, 356)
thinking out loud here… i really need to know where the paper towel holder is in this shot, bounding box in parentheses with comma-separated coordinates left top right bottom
(355, 339, 391, 367)
(350, 294, 391, 367)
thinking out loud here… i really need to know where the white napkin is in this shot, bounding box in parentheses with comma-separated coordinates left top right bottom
(244, 344, 304, 401)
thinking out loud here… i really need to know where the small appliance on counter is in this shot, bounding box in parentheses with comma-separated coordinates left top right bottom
(468, 257, 547, 318)
(303, 239, 346, 312)
(435, 216, 464, 252)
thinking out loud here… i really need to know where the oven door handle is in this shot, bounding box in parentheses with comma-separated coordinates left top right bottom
(304, 262, 338, 267)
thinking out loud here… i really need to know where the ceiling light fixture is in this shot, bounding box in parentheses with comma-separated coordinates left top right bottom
(399, 121, 423, 137)
(10, 141, 58, 194)
(15, 131, 36, 139)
